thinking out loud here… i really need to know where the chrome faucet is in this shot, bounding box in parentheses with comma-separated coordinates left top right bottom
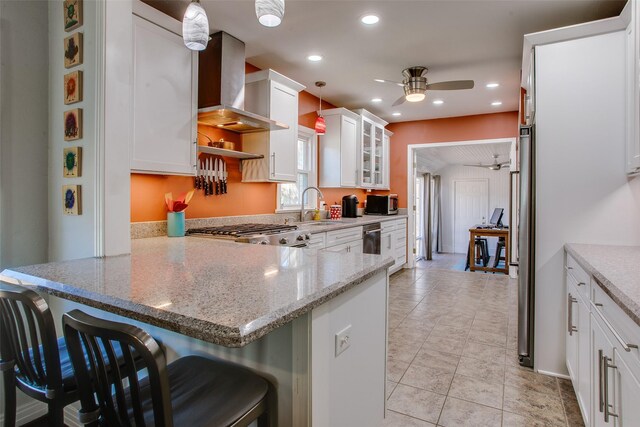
(300, 186, 324, 222)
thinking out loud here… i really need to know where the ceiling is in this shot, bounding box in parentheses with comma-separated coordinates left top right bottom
(416, 141, 512, 173)
(148, 0, 625, 123)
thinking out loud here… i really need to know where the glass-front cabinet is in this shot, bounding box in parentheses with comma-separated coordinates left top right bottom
(355, 109, 388, 189)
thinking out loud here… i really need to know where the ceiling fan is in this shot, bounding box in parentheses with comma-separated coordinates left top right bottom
(464, 155, 510, 171)
(376, 66, 474, 106)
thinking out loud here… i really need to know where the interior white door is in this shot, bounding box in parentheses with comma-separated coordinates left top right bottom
(453, 179, 489, 254)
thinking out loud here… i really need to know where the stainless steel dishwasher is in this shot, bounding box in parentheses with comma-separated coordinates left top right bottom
(362, 223, 381, 254)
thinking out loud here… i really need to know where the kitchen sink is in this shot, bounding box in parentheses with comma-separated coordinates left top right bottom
(300, 220, 349, 225)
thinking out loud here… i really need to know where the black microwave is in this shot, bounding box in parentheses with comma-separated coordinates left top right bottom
(365, 194, 398, 215)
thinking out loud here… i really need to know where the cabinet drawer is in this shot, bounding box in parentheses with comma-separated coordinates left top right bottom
(324, 239, 362, 254)
(308, 232, 326, 249)
(566, 254, 590, 300)
(591, 281, 640, 375)
(395, 236, 406, 250)
(381, 221, 397, 233)
(326, 226, 363, 247)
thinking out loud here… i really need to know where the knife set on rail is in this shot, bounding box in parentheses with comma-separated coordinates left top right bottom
(195, 157, 228, 195)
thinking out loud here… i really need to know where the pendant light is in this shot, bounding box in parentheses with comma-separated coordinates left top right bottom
(314, 81, 327, 135)
(183, 0, 209, 51)
(256, 0, 285, 27)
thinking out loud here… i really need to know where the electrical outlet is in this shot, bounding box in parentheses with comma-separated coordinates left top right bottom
(335, 325, 352, 357)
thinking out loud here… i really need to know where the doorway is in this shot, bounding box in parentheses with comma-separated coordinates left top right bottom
(453, 179, 489, 253)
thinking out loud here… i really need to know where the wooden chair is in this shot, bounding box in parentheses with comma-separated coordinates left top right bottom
(0, 281, 79, 427)
(62, 309, 270, 427)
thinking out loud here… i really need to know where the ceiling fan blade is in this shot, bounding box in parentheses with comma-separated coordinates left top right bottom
(375, 79, 405, 87)
(392, 95, 407, 107)
(499, 161, 511, 167)
(425, 80, 475, 91)
(463, 164, 489, 168)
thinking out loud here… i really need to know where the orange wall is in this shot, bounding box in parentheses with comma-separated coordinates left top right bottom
(387, 111, 519, 208)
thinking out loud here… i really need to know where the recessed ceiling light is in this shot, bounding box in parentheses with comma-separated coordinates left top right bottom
(374, 79, 385, 83)
(392, 112, 401, 116)
(361, 15, 379, 25)
(491, 101, 503, 106)
(486, 83, 500, 88)
(432, 99, 444, 105)
(371, 98, 382, 103)
(307, 55, 323, 62)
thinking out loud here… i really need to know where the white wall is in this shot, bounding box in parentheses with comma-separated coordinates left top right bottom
(0, 0, 49, 269)
(438, 165, 510, 254)
(534, 30, 640, 376)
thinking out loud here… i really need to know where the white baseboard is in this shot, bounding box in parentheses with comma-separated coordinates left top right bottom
(0, 400, 82, 427)
(536, 369, 571, 380)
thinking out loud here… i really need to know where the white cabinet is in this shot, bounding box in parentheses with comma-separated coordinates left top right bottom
(325, 227, 363, 253)
(354, 109, 389, 189)
(383, 129, 392, 190)
(626, 1, 640, 175)
(130, 6, 197, 175)
(242, 69, 305, 182)
(613, 348, 640, 427)
(318, 108, 359, 188)
(591, 315, 615, 427)
(381, 218, 407, 274)
(307, 233, 326, 250)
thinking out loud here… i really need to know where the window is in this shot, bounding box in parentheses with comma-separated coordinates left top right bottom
(277, 126, 318, 211)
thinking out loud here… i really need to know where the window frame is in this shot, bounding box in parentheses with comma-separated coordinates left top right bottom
(276, 126, 318, 212)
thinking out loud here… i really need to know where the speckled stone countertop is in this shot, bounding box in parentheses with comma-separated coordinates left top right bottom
(296, 215, 408, 234)
(565, 244, 640, 326)
(1, 238, 393, 347)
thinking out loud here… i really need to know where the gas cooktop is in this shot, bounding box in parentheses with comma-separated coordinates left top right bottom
(186, 223, 310, 247)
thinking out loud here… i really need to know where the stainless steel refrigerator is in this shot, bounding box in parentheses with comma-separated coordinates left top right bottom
(518, 124, 535, 368)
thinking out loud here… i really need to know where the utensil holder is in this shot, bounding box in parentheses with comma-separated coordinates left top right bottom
(167, 211, 185, 237)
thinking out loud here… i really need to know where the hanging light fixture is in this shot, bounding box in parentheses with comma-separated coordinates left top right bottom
(183, 0, 209, 51)
(314, 81, 326, 135)
(256, 0, 285, 27)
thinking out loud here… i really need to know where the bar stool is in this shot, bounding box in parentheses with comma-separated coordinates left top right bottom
(465, 238, 490, 270)
(63, 309, 270, 427)
(493, 237, 506, 268)
(0, 281, 80, 427)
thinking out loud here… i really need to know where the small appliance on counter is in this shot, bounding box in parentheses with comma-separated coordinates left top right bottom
(341, 195, 359, 218)
(364, 194, 398, 215)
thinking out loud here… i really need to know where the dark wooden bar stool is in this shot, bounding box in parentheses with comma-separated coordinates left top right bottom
(0, 281, 80, 427)
(63, 309, 270, 427)
(465, 238, 490, 270)
(493, 237, 507, 268)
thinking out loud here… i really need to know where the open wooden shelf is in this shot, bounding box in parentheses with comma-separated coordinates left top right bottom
(197, 145, 263, 160)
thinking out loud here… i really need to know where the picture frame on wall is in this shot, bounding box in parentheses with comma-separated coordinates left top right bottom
(63, 146, 82, 177)
(64, 108, 82, 141)
(63, 0, 83, 32)
(64, 32, 83, 68)
(62, 185, 82, 215)
(64, 70, 82, 104)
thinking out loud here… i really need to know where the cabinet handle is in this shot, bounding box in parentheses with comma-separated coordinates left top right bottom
(567, 293, 578, 335)
(565, 266, 574, 270)
(598, 349, 605, 413)
(590, 300, 639, 352)
(577, 282, 585, 286)
(271, 153, 276, 177)
(603, 354, 619, 421)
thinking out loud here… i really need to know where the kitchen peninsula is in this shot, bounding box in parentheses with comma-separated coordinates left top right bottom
(1, 237, 393, 427)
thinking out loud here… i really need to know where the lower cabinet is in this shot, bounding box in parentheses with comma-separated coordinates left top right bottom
(324, 239, 363, 254)
(591, 314, 614, 427)
(613, 348, 640, 426)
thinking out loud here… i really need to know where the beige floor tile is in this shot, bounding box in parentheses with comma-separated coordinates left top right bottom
(397, 317, 437, 333)
(455, 356, 505, 383)
(502, 411, 553, 426)
(411, 347, 460, 373)
(472, 318, 509, 335)
(383, 410, 436, 426)
(503, 385, 566, 426)
(437, 397, 502, 427)
(468, 328, 508, 347)
(387, 384, 446, 424)
(400, 364, 455, 395)
(387, 380, 398, 399)
(388, 339, 422, 363)
(462, 340, 506, 362)
(504, 366, 559, 396)
(387, 358, 410, 382)
(447, 373, 503, 409)
(429, 323, 470, 340)
(424, 333, 466, 355)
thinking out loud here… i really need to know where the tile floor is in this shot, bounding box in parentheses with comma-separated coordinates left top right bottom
(384, 264, 585, 427)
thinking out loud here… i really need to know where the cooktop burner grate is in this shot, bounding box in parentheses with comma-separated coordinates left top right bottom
(186, 223, 298, 237)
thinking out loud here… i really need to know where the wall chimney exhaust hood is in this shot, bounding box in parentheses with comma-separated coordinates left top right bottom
(197, 31, 288, 133)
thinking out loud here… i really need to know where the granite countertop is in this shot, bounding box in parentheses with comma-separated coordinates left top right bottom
(1, 238, 393, 348)
(296, 214, 408, 234)
(565, 243, 640, 326)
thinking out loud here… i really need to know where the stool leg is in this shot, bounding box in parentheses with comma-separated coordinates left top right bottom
(2, 368, 16, 427)
(47, 401, 65, 427)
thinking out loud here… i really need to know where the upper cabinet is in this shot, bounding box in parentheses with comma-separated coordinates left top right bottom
(626, 0, 640, 175)
(383, 129, 393, 190)
(354, 109, 389, 190)
(319, 108, 360, 188)
(242, 69, 305, 182)
(130, 3, 197, 175)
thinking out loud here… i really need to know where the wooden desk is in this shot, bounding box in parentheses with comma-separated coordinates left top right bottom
(469, 227, 509, 274)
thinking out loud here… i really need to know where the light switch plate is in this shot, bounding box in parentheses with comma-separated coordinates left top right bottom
(335, 325, 352, 357)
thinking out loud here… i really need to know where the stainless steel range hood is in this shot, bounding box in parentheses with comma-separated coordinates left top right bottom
(197, 32, 287, 134)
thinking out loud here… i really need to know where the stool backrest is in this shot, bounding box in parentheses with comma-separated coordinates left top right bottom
(63, 309, 173, 427)
(0, 281, 63, 396)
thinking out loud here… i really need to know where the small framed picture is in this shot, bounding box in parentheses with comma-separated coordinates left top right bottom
(62, 185, 82, 215)
(64, 108, 82, 141)
(63, 0, 82, 32)
(64, 32, 83, 68)
(64, 70, 82, 104)
(63, 146, 82, 177)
